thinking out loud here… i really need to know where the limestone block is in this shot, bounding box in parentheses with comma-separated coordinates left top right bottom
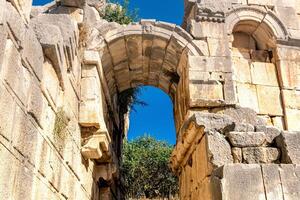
(126, 35, 143, 70)
(233, 122, 255, 132)
(50, 6, 84, 24)
(226, 131, 266, 147)
(0, 25, 7, 69)
(232, 57, 251, 83)
(30, 21, 66, 89)
(261, 164, 284, 200)
(250, 62, 278, 86)
(271, 116, 284, 130)
(285, 108, 300, 131)
(31, 13, 79, 65)
(276, 131, 300, 164)
(242, 147, 280, 163)
(276, 6, 300, 31)
(81, 132, 110, 160)
(1, 39, 27, 104)
(256, 85, 283, 116)
(219, 106, 266, 127)
(0, 84, 16, 141)
(232, 147, 242, 163)
(207, 131, 233, 168)
(218, 164, 266, 200)
(282, 89, 300, 110)
(42, 59, 60, 106)
(276, 60, 300, 89)
(22, 26, 44, 81)
(12, 107, 40, 165)
(236, 83, 259, 113)
(28, 79, 44, 127)
(193, 112, 234, 133)
(79, 100, 100, 128)
(109, 38, 128, 66)
(279, 164, 300, 199)
(12, 164, 35, 200)
(0, 145, 18, 199)
(255, 125, 281, 144)
(192, 39, 209, 56)
(8, 0, 32, 21)
(189, 81, 224, 107)
(81, 77, 99, 101)
(207, 37, 230, 57)
(6, 2, 26, 46)
(188, 55, 232, 73)
(0, 0, 6, 25)
(190, 20, 226, 39)
(61, 0, 85, 8)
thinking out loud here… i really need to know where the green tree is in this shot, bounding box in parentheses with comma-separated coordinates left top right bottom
(121, 135, 178, 199)
(103, 0, 138, 25)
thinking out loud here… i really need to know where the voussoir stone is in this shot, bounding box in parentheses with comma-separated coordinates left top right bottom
(226, 131, 266, 147)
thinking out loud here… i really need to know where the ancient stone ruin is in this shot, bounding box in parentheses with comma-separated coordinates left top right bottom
(0, 0, 300, 199)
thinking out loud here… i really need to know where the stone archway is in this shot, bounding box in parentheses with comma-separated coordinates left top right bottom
(1, 0, 300, 200)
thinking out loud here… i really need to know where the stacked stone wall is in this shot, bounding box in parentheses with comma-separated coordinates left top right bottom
(0, 1, 100, 199)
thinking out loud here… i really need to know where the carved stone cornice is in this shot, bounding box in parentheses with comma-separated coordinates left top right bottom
(195, 5, 225, 23)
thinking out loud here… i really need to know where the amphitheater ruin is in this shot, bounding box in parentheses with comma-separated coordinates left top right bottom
(0, 0, 300, 199)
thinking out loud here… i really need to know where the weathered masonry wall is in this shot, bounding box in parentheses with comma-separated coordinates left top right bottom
(0, 0, 300, 200)
(0, 1, 101, 199)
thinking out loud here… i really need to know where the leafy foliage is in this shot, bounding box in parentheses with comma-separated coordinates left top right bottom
(118, 87, 147, 116)
(121, 135, 178, 198)
(103, 0, 138, 25)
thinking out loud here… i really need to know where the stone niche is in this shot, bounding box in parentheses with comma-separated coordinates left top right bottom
(230, 20, 285, 130)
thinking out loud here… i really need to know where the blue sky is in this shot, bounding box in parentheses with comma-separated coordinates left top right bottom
(33, 0, 182, 144)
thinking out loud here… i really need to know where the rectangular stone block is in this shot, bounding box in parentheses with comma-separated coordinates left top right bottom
(282, 89, 300, 110)
(190, 20, 226, 39)
(207, 37, 230, 57)
(28, 80, 44, 127)
(1, 39, 27, 104)
(276, 60, 300, 89)
(236, 83, 259, 113)
(189, 81, 224, 107)
(232, 57, 251, 83)
(250, 62, 278, 86)
(279, 164, 300, 200)
(217, 164, 266, 200)
(242, 147, 280, 163)
(42, 59, 60, 106)
(22, 26, 44, 81)
(0, 84, 16, 141)
(0, 25, 7, 71)
(12, 106, 41, 166)
(79, 100, 101, 128)
(285, 108, 300, 131)
(8, 0, 33, 21)
(6, 2, 26, 46)
(276, 132, 300, 164)
(256, 85, 283, 116)
(261, 164, 283, 200)
(81, 77, 99, 101)
(188, 56, 232, 73)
